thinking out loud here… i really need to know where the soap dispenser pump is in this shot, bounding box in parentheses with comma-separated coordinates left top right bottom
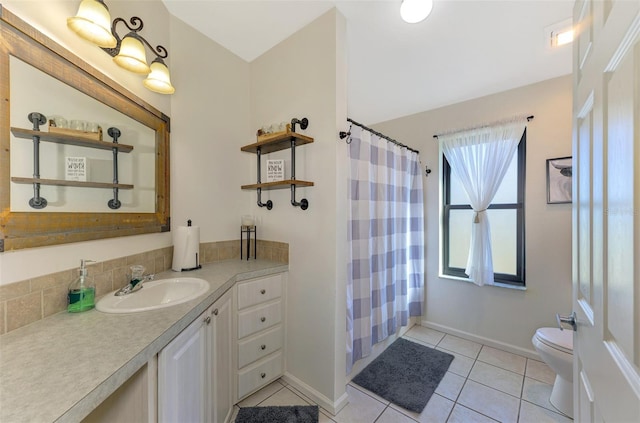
(67, 259, 96, 313)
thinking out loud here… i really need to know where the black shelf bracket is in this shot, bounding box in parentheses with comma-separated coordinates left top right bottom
(107, 127, 122, 209)
(256, 148, 273, 210)
(289, 138, 308, 210)
(27, 112, 48, 209)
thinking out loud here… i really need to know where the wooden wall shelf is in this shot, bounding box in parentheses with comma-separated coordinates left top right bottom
(240, 132, 313, 155)
(11, 127, 134, 152)
(241, 180, 314, 191)
(240, 122, 314, 210)
(11, 177, 134, 190)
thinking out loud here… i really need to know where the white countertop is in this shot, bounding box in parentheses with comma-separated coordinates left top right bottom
(0, 260, 288, 423)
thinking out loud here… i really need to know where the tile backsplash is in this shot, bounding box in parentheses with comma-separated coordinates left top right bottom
(0, 239, 288, 335)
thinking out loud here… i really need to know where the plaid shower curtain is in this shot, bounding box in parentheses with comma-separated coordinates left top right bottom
(346, 125, 425, 373)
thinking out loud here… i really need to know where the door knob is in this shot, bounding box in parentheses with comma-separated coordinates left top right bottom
(556, 311, 577, 331)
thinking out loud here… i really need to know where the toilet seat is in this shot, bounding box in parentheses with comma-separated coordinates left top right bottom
(534, 327, 573, 354)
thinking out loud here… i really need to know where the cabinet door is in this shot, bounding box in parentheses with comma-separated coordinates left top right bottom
(209, 289, 234, 423)
(158, 312, 207, 423)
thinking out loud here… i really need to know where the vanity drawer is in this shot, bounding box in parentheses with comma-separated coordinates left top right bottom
(237, 275, 282, 310)
(238, 325, 283, 368)
(237, 300, 282, 339)
(237, 352, 283, 400)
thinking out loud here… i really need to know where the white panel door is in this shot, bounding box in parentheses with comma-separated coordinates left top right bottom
(572, 0, 640, 421)
(209, 289, 234, 423)
(158, 312, 207, 423)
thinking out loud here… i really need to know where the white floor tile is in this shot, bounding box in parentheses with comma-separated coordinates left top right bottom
(404, 325, 446, 346)
(435, 371, 465, 401)
(436, 347, 475, 377)
(333, 384, 386, 423)
(439, 334, 482, 359)
(478, 345, 527, 374)
(231, 339, 561, 423)
(236, 380, 285, 407)
(348, 382, 390, 406)
(518, 400, 573, 423)
(376, 406, 417, 423)
(319, 409, 337, 423)
(391, 393, 455, 423)
(525, 359, 556, 385)
(447, 404, 499, 423)
(259, 386, 310, 407)
(522, 377, 556, 412)
(458, 380, 520, 423)
(469, 361, 524, 397)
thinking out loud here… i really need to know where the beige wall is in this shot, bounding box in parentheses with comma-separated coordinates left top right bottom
(0, 1, 251, 285)
(374, 75, 573, 354)
(0, 1, 174, 284)
(248, 9, 348, 411)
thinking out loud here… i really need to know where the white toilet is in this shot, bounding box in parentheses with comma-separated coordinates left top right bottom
(531, 327, 574, 418)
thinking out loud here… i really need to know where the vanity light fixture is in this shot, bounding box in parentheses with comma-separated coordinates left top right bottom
(67, 0, 175, 94)
(400, 0, 433, 24)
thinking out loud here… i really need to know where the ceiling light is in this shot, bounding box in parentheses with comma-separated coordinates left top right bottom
(545, 18, 574, 48)
(68, 1, 175, 94)
(67, 0, 117, 48)
(553, 29, 574, 47)
(400, 0, 433, 24)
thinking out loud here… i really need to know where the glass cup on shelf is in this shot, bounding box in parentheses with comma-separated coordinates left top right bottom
(70, 120, 86, 131)
(52, 116, 68, 128)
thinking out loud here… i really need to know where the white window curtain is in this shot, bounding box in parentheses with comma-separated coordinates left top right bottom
(439, 121, 526, 286)
(346, 125, 424, 374)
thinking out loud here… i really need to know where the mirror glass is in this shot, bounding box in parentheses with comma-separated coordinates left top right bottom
(10, 56, 157, 212)
(0, 8, 171, 251)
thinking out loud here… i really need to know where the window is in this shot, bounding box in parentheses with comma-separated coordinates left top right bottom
(442, 131, 526, 286)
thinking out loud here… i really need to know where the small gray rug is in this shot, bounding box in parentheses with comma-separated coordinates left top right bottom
(352, 337, 454, 413)
(235, 405, 319, 423)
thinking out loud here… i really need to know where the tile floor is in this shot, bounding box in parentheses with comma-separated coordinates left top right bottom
(231, 326, 572, 423)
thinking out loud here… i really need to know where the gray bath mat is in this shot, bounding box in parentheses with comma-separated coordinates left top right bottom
(352, 337, 454, 413)
(235, 405, 319, 423)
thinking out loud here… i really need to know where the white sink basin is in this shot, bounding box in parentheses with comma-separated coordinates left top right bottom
(96, 277, 210, 313)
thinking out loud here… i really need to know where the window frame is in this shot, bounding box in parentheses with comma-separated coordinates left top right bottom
(442, 131, 526, 287)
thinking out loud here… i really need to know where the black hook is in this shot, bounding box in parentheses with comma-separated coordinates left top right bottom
(291, 117, 308, 132)
(425, 166, 432, 177)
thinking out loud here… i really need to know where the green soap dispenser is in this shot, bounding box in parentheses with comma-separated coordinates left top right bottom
(67, 259, 96, 313)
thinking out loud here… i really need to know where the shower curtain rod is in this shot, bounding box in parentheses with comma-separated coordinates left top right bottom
(344, 118, 419, 154)
(432, 115, 534, 139)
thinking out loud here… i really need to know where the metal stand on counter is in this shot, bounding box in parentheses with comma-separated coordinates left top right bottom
(240, 225, 257, 260)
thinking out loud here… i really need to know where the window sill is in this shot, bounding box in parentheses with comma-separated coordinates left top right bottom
(438, 274, 527, 291)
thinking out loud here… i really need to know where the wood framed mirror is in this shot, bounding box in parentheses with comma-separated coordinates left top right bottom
(0, 7, 170, 252)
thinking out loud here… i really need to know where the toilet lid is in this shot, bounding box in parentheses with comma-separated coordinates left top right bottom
(535, 327, 573, 354)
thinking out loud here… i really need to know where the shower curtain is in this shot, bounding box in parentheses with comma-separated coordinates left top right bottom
(346, 125, 425, 373)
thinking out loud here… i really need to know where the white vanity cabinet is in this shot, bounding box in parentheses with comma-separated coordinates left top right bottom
(234, 273, 285, 401)
(159, 288, 233, 423)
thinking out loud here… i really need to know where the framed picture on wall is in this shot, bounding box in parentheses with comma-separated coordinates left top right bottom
(546, 156, 573, 204)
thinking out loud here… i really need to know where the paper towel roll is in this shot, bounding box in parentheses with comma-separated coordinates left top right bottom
(172, 225, 200, 271)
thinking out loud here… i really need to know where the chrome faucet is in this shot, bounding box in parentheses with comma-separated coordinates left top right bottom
(115, 265, 154, 296)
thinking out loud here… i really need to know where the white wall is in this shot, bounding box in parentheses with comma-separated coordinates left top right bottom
(248, 9, 348, 410)
(168, 15, 250, 239)
(374, 75, 573, 354)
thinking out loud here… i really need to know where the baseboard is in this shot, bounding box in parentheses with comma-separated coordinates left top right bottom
(281, 372, 349, 416)
(420, 319, 541, 360)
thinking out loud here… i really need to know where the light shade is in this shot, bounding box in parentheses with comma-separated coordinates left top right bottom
(113, 33, 151, 74)
(143, 58, 175, 94)
(400, 0, 433, 24)
(67, 0, 117, 48)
